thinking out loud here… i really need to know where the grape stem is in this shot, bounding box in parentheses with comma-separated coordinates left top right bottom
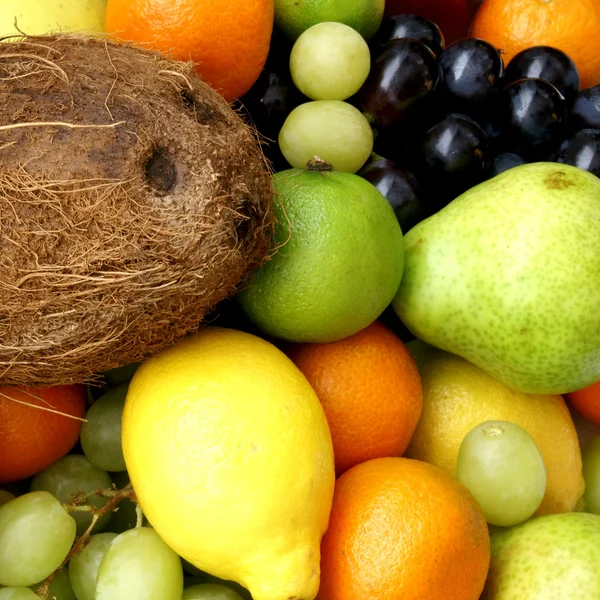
(35, 483, 138, 598)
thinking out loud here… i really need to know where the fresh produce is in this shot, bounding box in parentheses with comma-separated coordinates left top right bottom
(483, 513, 600, 599)
(95, 527, 183, 600)
(30, 455, 113, 536)
(289, 22, 371, 101)
(0, 36, 274, 386)
(371, 14, 445, 56)
(80, 385, 127, 472)
(393, 163, 600, 395)
(582, 437, 600, 515)
(405, 342, 585, 516)
(278, 100, 374, 172)
(0, 385, 86, 484)
(0, 491, 76, 587)
(288, 320, 423, 475)
(274, 0, 385, 41)
(182, 584, 246, 600)
(0, 0, 106, 38)
(318, 457, 490, 600)
(105, 0, 274, 101)
(237, 161, 404, 342)
(456, 421, 547, 527)
(565, 379, 600, 426)
(470, 0, 600, 88)
(68, 532, 117, 600)
(0, 589, 39, 599)
(558, 129, 600, 177)
(121, 327, 335, 600)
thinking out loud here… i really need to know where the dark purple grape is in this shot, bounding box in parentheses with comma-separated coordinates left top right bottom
(358, 158, 428, 231)
(437, 38, 505, 112)
(558, 129, 600, 178)
(570, 85, 600, 132)
(358, 38, 440, 129)
(371, 14, 445, 56)
(416, 113, 489, 204)
(486, 152, 526, 178)
(497, 78, 567, 160)
(505, 46, 580, 102)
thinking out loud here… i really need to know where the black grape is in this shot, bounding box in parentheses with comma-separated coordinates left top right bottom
(371, 14, 445, 56)
(558, 129, 600, 178)
(569, 85, 600, 132)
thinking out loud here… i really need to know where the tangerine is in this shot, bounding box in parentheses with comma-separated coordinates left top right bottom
(288, 320, 422, 475)
(565, 379, 600, 427)
(0, 385, 87, 484)
(105, 0, 274, 102)
(318, 457, 490, 600)
(469, 0, 600, 89)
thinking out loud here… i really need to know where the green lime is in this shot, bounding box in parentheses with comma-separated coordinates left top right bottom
(237, 159, 404, 343)
(274, 0, 385, 41)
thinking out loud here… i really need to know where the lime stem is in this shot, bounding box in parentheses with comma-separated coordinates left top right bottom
(306, 156, 334, 172)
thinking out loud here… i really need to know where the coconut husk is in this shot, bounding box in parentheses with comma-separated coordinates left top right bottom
(0, 35, 275, 386)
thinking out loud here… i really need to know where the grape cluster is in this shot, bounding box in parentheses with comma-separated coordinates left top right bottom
(241, 16, 600, 232)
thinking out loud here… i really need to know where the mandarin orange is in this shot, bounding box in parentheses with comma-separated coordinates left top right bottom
(470, 0, 600, 89)
(318, 457, 490, 600)
(566, 379, 600, 427)
(287, 321, 422, 475)
(0, 385, 86, 484)
(105, 0, 274, 101)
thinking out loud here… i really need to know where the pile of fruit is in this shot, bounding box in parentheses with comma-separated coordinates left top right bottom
(1, 0, 600, 599)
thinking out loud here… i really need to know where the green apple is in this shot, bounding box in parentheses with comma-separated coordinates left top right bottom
(393, 162, 600, 394)
(483, 512, 600, 598)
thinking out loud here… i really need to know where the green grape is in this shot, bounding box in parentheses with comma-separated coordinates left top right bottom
(31, 567, 76, 600)
(582, 436, 600, 515)
(278, 100, 373, 173)
(290, 22, 371, 101)
(0, 588, 39, 599)
(30, 455, 113, 536)
(0, 491, 76, 587)
(103, 362, 139, 387)
(80, 385, 128, 472)
(456, 420, 547, 527)
(183, 583, 245, 600)
(69, 533, 117, 600)
(95, 527, 183, 600)
(0, 491, 15, 508)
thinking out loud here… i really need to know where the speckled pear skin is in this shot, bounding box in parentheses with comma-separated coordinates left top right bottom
(482, 513, 600, 599)
(392, 162, 600, 395)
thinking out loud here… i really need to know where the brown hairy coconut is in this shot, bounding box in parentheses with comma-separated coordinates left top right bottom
(0, 35, 275, 386)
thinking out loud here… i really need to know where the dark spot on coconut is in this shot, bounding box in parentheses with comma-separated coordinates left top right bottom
(194, 100, 224, 124)
(545, 170, 575, 190)
(180, 88, 196, 110)
(144, 147, 177, 193)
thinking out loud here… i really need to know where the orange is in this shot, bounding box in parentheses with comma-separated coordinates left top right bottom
(469, 0, 600, 89)
(105, 0, 274, 102)
(287, 321, 422, 475)
(318, 457, 490, 600)
(566, 379, 600, 427)
(0, 385, 86, 484)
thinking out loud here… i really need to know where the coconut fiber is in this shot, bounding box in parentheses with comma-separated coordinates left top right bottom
(0, 35, 275, 385)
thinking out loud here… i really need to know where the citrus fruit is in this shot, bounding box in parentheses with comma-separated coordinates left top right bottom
(0, 385, 86, 485)
(469, 0, 600, 89)
(237, 161, 404, 343)
(405, 341, 585, 515)
(287, 320, 423, 475)
(274, 0, 385, 41)
(121, 326, 335, 600)
(318, 457, 490, 600)
(384, 0, 473, 45)
(565, 379, 600, 427)
(0, 0, 106, 38)
(482, 512, 600, 599)
(105, 0, 274, 101)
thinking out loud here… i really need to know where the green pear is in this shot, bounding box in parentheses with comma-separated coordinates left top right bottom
(392, 162, 600, 394)
(482, 512, 600, 599)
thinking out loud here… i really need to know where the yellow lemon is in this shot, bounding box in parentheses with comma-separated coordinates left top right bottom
(406, 340, 585, 516)
(0, 0, 106, 38)
(122, 326, 335, 600)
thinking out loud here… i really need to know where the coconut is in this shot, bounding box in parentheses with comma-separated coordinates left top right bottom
(0, 35, 275, 386)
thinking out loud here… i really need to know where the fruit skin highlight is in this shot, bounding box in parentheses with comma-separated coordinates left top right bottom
(393, 162, 600, 395)
(122, 326, 335, 600)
